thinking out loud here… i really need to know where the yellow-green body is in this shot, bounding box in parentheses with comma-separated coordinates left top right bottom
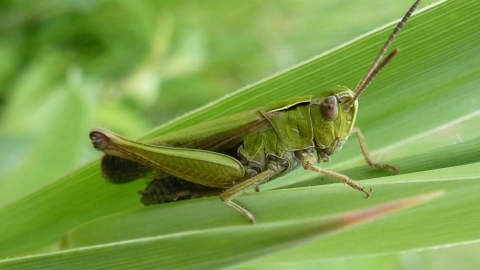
(91, 86, 358, 204)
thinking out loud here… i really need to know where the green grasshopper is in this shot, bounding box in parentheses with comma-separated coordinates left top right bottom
(90, 0, 421, 224)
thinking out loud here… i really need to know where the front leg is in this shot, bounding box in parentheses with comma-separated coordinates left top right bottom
(298, 149, 372, 198)
(350, 126, 399, 174)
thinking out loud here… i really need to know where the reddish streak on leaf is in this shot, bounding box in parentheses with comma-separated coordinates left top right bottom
(336, 190, 444, 227)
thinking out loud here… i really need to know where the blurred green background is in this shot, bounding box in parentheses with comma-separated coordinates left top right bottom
(4, 0, 480, 269)
(0, 0, 437, 208)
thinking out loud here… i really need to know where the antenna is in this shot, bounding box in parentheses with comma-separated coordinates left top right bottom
(344, 0, 421, 109)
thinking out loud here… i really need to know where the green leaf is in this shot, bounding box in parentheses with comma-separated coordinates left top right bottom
(0, 192, 442, 269)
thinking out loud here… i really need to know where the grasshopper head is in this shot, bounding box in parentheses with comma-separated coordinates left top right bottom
(310, 87, 357, 161)
(311, 0, 420, 160)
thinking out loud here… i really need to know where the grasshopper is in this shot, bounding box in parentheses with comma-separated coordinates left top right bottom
(90, 0, 421, 224)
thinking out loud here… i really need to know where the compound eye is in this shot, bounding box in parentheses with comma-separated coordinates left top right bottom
(320, 96, 338, 121)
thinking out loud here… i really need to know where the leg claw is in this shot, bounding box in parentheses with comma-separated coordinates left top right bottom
(363, 188, 373, 199)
